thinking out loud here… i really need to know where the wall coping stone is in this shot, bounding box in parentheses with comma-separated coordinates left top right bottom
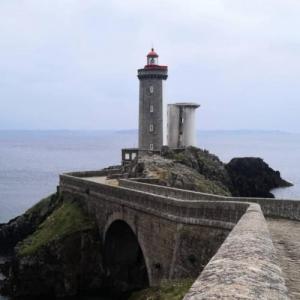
(60, 174, 248, 229)
(119, 179, 300, 221)
(183, 204, 289, 300)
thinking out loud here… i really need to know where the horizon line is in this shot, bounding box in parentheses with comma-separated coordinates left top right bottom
(0, 129, 298, 134)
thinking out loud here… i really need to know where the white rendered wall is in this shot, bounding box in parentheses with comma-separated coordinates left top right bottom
(182, 107, 197, 147)
(167, 104, 198, 148)
(167, 105, 180, 148)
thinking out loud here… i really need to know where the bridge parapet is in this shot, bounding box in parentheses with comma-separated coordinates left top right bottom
(119, 179, 300, 221)
(59, 171, 290, 299)
(183, 203, 289, 300)
(66, 168, 121, 178)
(60, 174, 249, 229)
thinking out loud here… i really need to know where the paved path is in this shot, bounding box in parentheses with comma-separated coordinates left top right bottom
(267, 218, 300, 300)
(85, 176, 119, 186)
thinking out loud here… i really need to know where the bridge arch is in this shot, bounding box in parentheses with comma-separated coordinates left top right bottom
(103, 215, 150, 293)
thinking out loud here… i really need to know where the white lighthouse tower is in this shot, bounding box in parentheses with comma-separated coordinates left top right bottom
(167, 103, 200, 148)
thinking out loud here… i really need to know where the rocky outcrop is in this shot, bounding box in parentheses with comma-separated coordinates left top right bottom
(162, 146, 232, 189)
(2, 230, 103, 298)
(127, 154, 232, 196)
(0, 193, 61, 254)
(226, 157, 292, 197)
(0, 197, 105, 299)
(127, 147, 292, 198)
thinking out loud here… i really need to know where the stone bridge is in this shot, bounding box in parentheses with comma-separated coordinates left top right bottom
(59, 169, 300, 299)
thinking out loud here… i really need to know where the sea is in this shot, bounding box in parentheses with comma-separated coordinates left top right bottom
(0, 129, 300, 300)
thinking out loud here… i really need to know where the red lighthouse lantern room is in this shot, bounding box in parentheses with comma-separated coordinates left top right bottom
(147, 48, 159, 65)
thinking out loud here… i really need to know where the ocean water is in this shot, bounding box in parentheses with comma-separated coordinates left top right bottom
(0, 130, 138, 300)
(0, 130, 137, 223)
(0, 130, 300, 300)
(0, 130, 299, 224)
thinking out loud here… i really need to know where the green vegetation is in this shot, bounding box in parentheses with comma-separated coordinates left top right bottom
(25, 193, 57, 217)
(18, 200, 94, 257)
(172, 152, 187, 162)
(161, 146, 233, 196)
(129, 279, 194, 300)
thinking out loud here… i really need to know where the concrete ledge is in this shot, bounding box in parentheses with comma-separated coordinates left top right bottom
(183, 204, 289, 300)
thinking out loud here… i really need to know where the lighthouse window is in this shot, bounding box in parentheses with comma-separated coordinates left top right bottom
(150, 105, 154, 112)
(149, 144, 153, 150)
(149, 86, 154, 94)
(149, 124, 154, 132)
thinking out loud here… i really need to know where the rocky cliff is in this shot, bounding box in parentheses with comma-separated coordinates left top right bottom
(127, 146, 292, 198)
(0, 194, 104, 298)
(0, 194, 61, 255)
(127, 153, 232, 196)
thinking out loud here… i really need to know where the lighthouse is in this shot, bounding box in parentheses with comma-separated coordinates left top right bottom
(122, 48, 200, 165)
(137, 49, 168, 151)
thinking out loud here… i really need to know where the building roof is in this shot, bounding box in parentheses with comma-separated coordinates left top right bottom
(147, 48, 159, 57)
(169, 102, 200, 108)
(144, 65, 168, 70)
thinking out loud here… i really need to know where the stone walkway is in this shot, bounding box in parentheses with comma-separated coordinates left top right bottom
(267, 218, 300, 300)
(85, 176, 119, 186)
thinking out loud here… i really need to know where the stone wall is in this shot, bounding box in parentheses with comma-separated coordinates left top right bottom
(119, 179, 300, 221)
(59, 173, 233, 286)
(183, 204, 289, 300)
(66, 168, 121, 178)
(60, 175, 248, 228)
(138, 74, 165, 151)
(59, 172, 290, 299)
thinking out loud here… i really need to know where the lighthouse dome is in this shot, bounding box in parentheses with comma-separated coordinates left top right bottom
(147, 48, 159, 57)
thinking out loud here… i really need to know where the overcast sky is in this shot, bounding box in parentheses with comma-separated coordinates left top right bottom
(0, 0, 299, 131)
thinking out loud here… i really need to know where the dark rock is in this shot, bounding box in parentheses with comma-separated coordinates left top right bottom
(0, 193, 62, 255)
(0, 260, 10, 278)
(0, 198, 105, 298)
(226, 157, 293, 198)
(129, 147, 292, 198)
(2, 229, 104, 298)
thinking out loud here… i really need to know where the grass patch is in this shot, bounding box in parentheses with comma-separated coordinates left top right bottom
(25, 194, 57, 217)
(129, 278, 194, 300)
(18, 201, 94, 257)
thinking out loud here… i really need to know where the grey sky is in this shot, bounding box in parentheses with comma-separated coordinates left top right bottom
(0, 0, 299, 131)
